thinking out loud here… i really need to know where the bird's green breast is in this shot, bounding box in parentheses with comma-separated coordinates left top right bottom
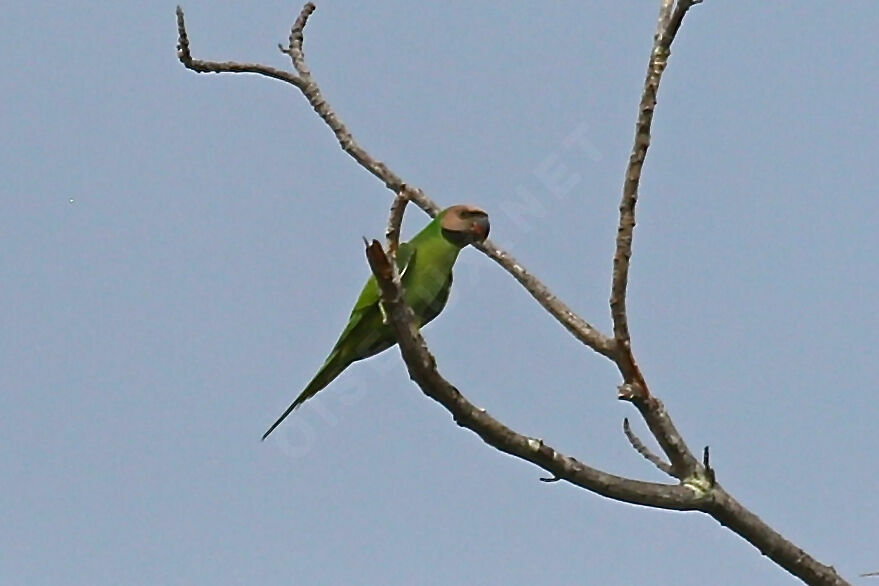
(402, 214, 462, 326)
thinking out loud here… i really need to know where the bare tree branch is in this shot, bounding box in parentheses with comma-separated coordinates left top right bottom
(607, 0, 705, 481)
(706, 489, 849, 586)
(610, 1, 703, 392)
(176, 3, 853, 584)
(174, 4, 615, 362)
(175, 6, 306, 88)
(364, 239, 704, 510)
(367, 233, 848, 586)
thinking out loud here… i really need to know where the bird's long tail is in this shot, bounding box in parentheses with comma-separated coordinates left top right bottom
(261, 350, 348, 441)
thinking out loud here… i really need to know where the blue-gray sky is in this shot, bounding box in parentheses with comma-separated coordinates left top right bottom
(3, 2, 878, 584)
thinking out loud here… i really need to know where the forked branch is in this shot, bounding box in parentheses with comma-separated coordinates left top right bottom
(176, 3, 851, 584)
(364, 238, 705, 510)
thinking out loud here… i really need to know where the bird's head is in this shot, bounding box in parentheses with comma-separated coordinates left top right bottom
(440, 205, 490, 247)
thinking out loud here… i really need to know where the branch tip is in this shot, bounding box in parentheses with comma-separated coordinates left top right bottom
(175, 6, 191, 62)
(286, 2, 318, 77)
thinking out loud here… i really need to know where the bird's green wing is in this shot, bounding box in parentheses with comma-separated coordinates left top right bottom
(261, 244, 415, 440)
(329, 242, 415, 355)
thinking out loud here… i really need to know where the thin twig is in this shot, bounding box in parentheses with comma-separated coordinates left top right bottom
(175, 7, 306, 87)
(382, 188, 409, 294)
(623, 418, 674, 477)
(284, 2, 316, 78)
(385, 186, 409, 257)
(619, 383, 699, 479)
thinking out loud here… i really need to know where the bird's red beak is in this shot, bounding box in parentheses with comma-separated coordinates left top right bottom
(471, 216, 490, 242)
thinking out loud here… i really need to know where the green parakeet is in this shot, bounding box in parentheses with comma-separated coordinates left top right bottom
(262, 204, 490, 440)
